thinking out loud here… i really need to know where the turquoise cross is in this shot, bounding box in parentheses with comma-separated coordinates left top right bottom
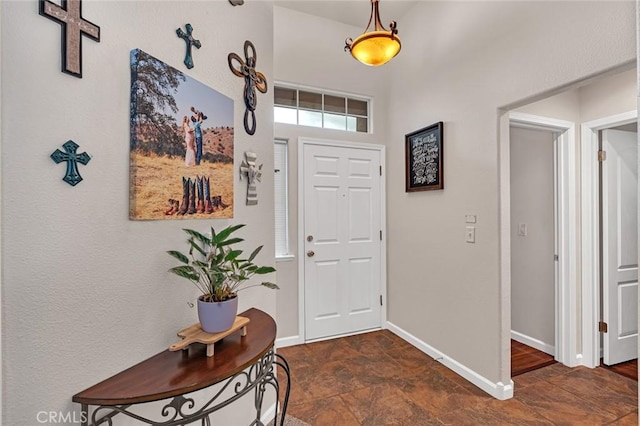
(51, 140, 91, 186)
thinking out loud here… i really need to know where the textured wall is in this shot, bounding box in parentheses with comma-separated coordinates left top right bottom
(386, 1, 636, 387)
(1, 1, 275, 424)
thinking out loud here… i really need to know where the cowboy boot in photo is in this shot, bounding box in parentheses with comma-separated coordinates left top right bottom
(196, 176, 205, 213)
(187, 179, 196, 214)
(204, 177, 213, 214)
(177, 177, 189, 216)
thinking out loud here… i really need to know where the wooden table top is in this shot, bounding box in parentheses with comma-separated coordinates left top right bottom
(72, 308, 276, 406)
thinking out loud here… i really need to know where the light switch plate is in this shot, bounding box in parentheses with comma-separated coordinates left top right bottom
(465, 215, 477, 223)
(518, 223, 528, 236)
(466, 226, 476, 243)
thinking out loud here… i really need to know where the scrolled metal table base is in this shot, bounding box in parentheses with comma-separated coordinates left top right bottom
(82, 348, 290, 426)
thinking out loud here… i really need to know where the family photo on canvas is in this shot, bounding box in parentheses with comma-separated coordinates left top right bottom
(129, 49, 235, 220)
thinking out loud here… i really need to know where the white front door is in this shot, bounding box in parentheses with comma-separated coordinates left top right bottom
(303, 141, 382, 340)
(602, 128, 638, 365)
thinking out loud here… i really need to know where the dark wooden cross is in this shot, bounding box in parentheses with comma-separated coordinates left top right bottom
(39, 0, 101, 78)
(228, 41, 268, 135)
(176, 24, 201, 69)
(51, 140, 91, 186)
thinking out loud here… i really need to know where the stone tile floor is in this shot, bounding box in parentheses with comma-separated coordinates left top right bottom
(276, 330, 638, 425)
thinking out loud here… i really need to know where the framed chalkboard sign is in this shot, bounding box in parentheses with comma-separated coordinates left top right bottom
(405, 122, 444, 192)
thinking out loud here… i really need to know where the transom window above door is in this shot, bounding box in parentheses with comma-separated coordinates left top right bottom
(274, 85, 370, 133)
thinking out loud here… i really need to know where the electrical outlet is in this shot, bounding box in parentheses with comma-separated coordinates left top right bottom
(466, 226, 476, 243)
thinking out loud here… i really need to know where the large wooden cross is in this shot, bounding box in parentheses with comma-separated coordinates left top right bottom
(39, 0, 101, 78)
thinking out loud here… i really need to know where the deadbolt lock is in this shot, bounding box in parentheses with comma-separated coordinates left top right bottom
(307, 235, 314, 242)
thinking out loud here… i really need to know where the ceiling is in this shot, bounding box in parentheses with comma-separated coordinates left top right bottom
(274, 0, 418, 29)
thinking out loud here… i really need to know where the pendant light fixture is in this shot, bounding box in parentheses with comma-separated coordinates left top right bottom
(345, 0, 401, 66)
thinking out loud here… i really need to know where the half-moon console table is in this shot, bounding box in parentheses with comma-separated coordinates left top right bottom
(72, 308, 290, 426)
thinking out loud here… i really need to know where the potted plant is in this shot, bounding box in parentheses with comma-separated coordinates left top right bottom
(167, 224, 278, 333)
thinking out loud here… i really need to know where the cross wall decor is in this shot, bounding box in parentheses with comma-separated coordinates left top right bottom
(39, 0, 101, 78)
(51, 140, 91, 186)
(176, 24, 201, 69)
(239, 152, 262, 205)
(228, 41, 268, 135)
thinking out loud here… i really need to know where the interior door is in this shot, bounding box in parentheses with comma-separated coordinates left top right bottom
(602, 128, 638, 365)
(303, 142, 382, 341)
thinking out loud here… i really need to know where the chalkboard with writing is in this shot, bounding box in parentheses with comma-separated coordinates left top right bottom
(405, 122, 444, 192)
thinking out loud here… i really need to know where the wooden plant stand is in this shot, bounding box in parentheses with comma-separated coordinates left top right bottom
(169, 316, 250, 357)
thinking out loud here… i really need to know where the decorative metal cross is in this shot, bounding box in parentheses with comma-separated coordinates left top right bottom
(239, 152, 262, 206)
(228, 41, 268, 135)
(51, 140, 91, 186)
(176, 24, 201, 69)
(39, 0, 101, 78)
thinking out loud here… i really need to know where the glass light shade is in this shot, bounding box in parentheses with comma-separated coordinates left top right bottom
(349, 30, 401, 66)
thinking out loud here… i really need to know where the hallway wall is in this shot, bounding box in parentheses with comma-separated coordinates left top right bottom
(385, 1, 635, 394)
(1, 2, 275, 424)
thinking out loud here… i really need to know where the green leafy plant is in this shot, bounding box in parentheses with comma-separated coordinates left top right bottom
(167, 224, 278, 302)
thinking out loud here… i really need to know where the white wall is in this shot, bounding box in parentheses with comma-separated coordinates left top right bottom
(1, 1, 275, 424)
(386, 0, 635, 392)
(518, 68, 637, 122)
(273, 6, 390, 340)
(510, 127, 555, 351)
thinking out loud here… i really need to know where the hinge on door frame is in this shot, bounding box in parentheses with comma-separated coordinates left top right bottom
(380, 230, 382, 241)
(380, 165, 382, 176)
(598, 150, 606, 162)
(599, 321, 608, 333)
(380, 295, 383, 306)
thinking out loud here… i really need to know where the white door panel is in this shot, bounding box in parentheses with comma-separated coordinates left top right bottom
(602, 129, 638, 365)
(304, 143, 382, 340)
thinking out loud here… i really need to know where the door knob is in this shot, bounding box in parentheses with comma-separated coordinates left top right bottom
(307, 250, 315, 257)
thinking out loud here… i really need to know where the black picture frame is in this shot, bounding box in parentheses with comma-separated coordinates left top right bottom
(405, 122, 444, 192)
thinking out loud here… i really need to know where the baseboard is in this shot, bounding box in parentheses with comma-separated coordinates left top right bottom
(511, 330, 555, 356)
(275, 335, 303, 348)
(386, 321, 514, 400)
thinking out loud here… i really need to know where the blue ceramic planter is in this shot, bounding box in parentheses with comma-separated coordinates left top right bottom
(197, 296, 238, 333)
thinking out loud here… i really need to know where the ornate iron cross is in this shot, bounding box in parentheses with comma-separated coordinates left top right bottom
(176, 24, 201, 69)
(39, 0, 100, 78)
(228, 41, 268, 135)
(239, 152, 262, 205)
(51, 140, 91, 186)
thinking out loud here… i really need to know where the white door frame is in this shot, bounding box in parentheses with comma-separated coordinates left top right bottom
(297, 137, 387, 343)
(580, 110, 637, 368)
(502, 112, 578, 367)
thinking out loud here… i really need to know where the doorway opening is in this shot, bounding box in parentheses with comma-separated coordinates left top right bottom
(507, 113, 577, 377)
(581, 113, 638, 379)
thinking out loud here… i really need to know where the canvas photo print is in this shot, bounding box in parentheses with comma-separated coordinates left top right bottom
(130, 49, 234, 220)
